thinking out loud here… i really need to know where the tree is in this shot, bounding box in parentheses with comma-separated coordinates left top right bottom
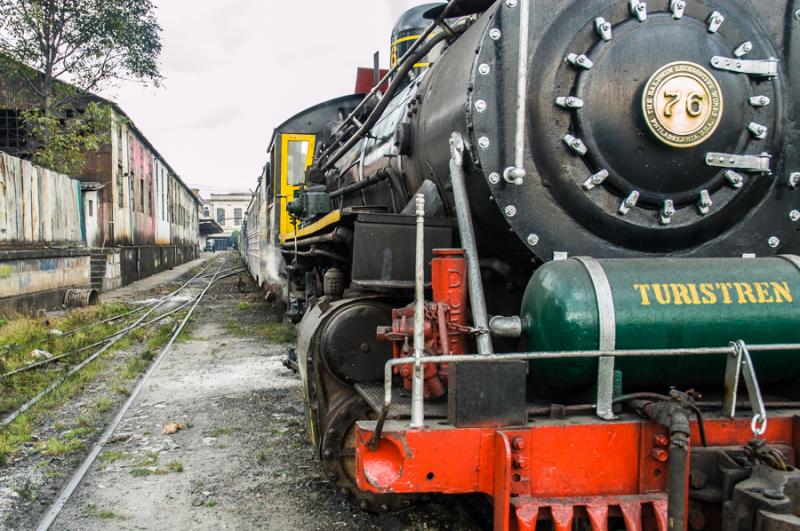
(0, 0, 162, 173)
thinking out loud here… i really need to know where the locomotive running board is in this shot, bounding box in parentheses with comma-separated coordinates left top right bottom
(354, 383, 447, 420)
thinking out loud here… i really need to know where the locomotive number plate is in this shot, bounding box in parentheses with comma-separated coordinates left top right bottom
(643, 61, 724, 148)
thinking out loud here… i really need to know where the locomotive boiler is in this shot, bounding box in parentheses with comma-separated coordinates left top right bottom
(241, 0, 800, 529)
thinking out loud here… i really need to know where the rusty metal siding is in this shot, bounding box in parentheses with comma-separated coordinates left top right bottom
(0, 152, 83, 245)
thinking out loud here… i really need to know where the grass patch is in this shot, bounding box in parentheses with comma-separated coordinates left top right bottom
(0, 301, 141, 464)
(211, 427, 237, 437)
(256, 449, 268, 464)
(133, 451, 160, 467)
(36, 436, 84, 456)
(224, 321, 296, 343)
(237, 301, 253, 311)
(13, 479, 36, 502)
(99, 450, 131, 463)
(129, 467, 152, 477)
(87, 504, 125, 520)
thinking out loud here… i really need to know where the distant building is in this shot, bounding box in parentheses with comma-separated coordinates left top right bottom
(201, 193, 252, 250)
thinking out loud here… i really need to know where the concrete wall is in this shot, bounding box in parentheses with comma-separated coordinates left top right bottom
(0, 249, 91, 314)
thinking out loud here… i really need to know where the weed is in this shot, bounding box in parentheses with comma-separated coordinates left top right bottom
(256, 449, 268, 464)
(13, 480, 36, 502)
(237, 301, 253, 311)
(216, 443, 229, 449)
(204, 500, 216, 507)
(129, 468, 152, 477)
(166, 460, 184, 473)
(122, 353, 149, 379)
(75, 415, 94, 428)
(93, 396, 114, 413)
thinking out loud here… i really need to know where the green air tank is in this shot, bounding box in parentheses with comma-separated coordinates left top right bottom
(521, 256, 800, 391)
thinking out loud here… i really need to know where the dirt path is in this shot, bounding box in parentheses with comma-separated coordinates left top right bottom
(47, 263, 476, 530)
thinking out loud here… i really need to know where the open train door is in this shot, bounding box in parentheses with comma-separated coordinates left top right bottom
(276, 133, 316, 241)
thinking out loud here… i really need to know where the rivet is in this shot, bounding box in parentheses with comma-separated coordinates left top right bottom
(790, 210, 800, 222)
(478, 136, 490, 149)
(489, 28, 502, 40)
(478, 63, 491, 75)
(475, 99, 487, 112)
(526, 234, 539, 246)
(504, 205, 517, 217)
(488, 172, 501, 185)
(768, 236, 781, 248)
(505, 0, 517, 7)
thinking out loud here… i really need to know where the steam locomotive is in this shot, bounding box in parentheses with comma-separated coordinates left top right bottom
(241, 1, 800, 529)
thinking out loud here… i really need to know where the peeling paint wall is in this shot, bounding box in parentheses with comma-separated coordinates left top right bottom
(0, 153, 83, 245)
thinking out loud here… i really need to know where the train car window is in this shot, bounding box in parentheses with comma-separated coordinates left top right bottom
(286, 140, 309, 185)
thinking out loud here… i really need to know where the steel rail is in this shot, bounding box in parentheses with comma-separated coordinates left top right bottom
(36, 258, 227, 531)
(60, 302, 156, 338)
(0, 258, 221, 428)
(369, 343, 800, 446)
(0, 259, 221, 382)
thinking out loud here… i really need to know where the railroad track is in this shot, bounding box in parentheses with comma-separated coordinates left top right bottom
(0, 257, 226, 429)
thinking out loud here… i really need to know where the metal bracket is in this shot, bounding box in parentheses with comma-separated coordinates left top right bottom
(723, 341, 768, 437)
(711, 56, 779, 78)
(574, 257, 617, 421)
(706, 152, 772, 173)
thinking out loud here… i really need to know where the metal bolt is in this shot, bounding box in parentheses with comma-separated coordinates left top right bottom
(380, 503, 390, 512)
(340, 487, 351, 498)
(478, 63, 491, 75)
(488, 172, 501, 185)
(323, 449, 333, 459)
(748, 122, 768, 139)
(651, 448, 669, 463)
(478, 136, 490, 149)
(504, 205, 517, 217)
(359, 500, 370, 511)
(789, 173, 800, 190)
(795, 9, 800, 21)
(512, 437, 526, 450)
(768, 236, 781, 248)
(791, 210, 800, 222)
(526, 234, 539, 246)
(725, 170, 744, 189)
(749, 95, 770, 107)
(690, 470, 708, 490)
(475, 99, 487, 112)
(505, 0, 517, 7)
(328, 471, 338, 480)
(661, 199, 676, 225)
(489, 28, 502, 40)
(698, 190, 713, 215)
(619, 191, 640, 215)
(654, 434, 669, 447)
(688, 510, 707, 530)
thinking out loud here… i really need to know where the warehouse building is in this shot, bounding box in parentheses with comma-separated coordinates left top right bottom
(0, 65, 202, 313)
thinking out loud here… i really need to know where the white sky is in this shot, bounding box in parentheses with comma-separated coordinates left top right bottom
(100, 1, 427, 197)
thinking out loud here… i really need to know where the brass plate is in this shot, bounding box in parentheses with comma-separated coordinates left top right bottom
(642, 61, 724, 148)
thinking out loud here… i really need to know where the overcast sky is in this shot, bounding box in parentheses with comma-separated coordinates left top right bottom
(100, 1, 427, 197)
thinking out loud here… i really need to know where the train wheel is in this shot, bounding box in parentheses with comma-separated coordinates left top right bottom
(319, 393, 416, 513)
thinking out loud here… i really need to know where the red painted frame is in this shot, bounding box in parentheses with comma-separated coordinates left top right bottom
(355, 414, 800, 530)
